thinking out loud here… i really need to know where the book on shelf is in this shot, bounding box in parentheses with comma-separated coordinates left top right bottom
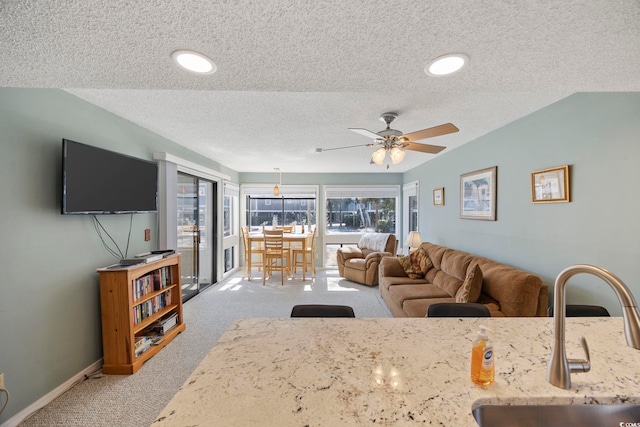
(134, 334, 164, 357)
(131, 267, 172, 300)
(132, 289, 172, 325)
(141, 313, 179, 335)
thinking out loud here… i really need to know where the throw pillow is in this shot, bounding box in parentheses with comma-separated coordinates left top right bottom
(455, 263, 483, 303)
(398, 247, 432, 279)
(398, 255, 423, 279)
(412, 247, 432, 276)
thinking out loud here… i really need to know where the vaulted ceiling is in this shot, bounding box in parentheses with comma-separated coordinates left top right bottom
(2, 1, 639, 173)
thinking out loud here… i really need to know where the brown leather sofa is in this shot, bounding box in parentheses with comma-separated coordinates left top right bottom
(379, 242, 548, 317)
(337, 233, 397, 286)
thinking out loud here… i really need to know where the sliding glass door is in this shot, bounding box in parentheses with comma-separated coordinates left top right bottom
(177, 173, 217, 302)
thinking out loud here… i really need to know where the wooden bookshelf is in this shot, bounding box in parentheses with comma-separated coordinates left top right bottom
(97, 254, 186, 374)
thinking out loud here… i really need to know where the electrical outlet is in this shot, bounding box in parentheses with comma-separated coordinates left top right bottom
(0, 373, 4, 389)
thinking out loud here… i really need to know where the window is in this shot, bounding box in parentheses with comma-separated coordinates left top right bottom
(246, 196, 316, 229)
(403, 181, 419, 254)
(324, 186, 399, 235)
(223, 182, 239, 275)
(223, 182, 239, 238)
(241, 185, 318, 231)
(323, 185, 399, 265)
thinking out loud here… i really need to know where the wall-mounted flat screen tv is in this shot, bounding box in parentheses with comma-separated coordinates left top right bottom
(62, 139, 158, 214)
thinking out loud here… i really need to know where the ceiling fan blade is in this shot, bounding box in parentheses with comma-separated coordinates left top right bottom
(316, 143, 373, 152)
(403, 142, 446, 154)
(349, 128, 381, 139)
(401, 123, 459, 141)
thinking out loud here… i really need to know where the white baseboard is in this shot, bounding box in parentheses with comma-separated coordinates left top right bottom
(1, 359, 103, 427)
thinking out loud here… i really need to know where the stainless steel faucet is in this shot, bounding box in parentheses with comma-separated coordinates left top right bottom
(547, 264, 640, 389)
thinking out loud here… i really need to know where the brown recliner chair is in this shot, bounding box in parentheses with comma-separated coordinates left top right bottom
(337, 233, 397, 286)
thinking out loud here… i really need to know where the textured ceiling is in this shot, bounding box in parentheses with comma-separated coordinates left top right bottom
(2, 1, 639, 173)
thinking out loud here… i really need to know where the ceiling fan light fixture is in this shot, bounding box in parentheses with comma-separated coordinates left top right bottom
(171, 50, 217, 74)
(425, 53, 468, 76)
(390, 147, 406, 164)
(371, 147, 386, 165)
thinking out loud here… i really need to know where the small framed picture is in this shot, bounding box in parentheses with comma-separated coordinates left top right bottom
(433, 188, 444, 206)
(460, 166, 497, 221)
(531, 165, 570, 203)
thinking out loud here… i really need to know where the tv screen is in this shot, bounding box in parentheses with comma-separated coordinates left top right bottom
(62, 139, 158, 214)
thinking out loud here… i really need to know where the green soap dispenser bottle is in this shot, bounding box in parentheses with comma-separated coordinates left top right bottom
(471, 325, 494, 386)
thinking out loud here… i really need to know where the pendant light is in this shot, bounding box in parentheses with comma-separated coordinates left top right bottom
(273, 168, 282, 195)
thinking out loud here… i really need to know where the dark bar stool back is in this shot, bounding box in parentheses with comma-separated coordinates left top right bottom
(291, 304, 355, 318)
(427, 302, 491, 318)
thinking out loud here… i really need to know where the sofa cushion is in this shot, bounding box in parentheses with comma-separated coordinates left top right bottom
(388, 284, 451, 309)
(345, 258, 367, 271)
(430, 270, 464, 297)
(428, 249, 474, 297)
(398, 248, 432, 279)
(440, 250, 474, 281)
(455, 263, 483, 303)
(425, 244, 447, 269)
(380, 276, 428, 287)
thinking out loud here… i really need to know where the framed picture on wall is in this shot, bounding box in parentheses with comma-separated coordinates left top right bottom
(531, 165, 570, 203)
(460, 166, 497, 221)
(433, 188, 444, 206)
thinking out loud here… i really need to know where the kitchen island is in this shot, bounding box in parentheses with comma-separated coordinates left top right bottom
(152, 317, 640, 426)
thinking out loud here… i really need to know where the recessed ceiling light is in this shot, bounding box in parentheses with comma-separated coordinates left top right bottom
(171, 50, 217, 75)
(425, 53, 468, 76)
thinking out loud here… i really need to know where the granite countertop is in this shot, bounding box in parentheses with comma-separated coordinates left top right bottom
(152, 317, 640, 426)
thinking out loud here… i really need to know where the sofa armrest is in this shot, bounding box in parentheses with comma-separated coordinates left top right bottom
(364, 251, 392, 269)
(337, 246, 364, 277)
(379, 256, 409, 278)
(338, 247, 364, 261)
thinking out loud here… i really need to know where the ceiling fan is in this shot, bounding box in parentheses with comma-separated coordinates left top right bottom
(316, 112, 458, 168)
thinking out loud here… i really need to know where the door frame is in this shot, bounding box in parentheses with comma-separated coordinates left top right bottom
(154, 152, 229, 288)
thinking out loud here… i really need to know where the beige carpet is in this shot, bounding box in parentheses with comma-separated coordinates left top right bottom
(19, 269, 392, 426)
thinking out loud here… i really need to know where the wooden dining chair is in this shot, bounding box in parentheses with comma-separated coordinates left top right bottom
(275, 225, 294, 233)
(292, 227, 317, 280)
(263, 229, 290, 285)
(241, 226, 264, 278)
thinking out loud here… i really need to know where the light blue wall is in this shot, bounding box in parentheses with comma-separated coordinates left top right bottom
(405, 92, 640, 315)
(0, 88, 238, 424)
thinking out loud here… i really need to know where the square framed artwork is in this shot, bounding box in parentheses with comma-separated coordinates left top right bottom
(460, 166, 497, 221)
(433, 188, 444, 206)
(531, 165, 570, 203)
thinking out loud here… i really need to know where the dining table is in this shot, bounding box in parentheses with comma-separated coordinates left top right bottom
(246, 231, 312, 281)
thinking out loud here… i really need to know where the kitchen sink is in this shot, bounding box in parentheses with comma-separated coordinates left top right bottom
(472, 403, 640, 427)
